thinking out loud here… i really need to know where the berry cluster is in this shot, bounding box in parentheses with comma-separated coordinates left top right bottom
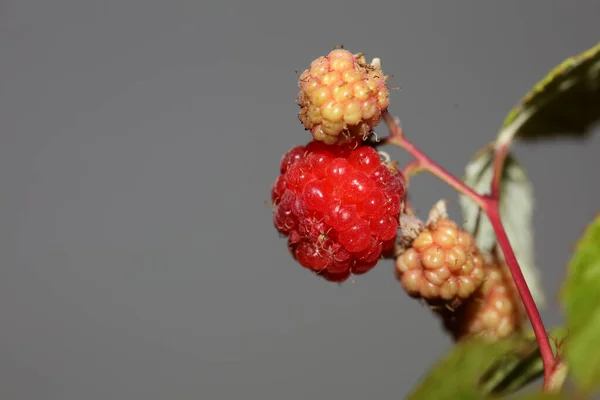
(395, 217, 485, 309)
(297, 49, 389, 145)
(272, 141, 405, 282)
(272, 47, 526, 345)
(441, 261, 526, 341)
(392, 201, 526, 340)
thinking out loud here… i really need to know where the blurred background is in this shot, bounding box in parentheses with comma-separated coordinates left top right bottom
(1, 1, 599, 399)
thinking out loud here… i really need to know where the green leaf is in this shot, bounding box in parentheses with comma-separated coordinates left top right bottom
(508, 393, 566, 400)
(407, 338, 516, 399)
(458, 146, 545, 307)
(480, 327, 567, 395)
(410, 330, 568, 399)
(561, 214, 600, 394)
(498, 41, 600, 145)
(478, 334, 542, 395)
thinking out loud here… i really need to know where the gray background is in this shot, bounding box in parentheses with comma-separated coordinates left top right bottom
(1, 1, 599, 399)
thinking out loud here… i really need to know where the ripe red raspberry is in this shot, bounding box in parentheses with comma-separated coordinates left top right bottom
(271, 141, 405, 282)
(296, 48, 389, 145)
(441, 261, 526, 341)
(395, 218, 485, 308)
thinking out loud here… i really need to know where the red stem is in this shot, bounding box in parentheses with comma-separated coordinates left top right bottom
(488, 142, 556, 387)
(394, 136, 486, 207)
(483, 199, 555, 388)
(384, 115, 485, 208)
(491, 142, 510, 198)
(401, 160, 422, 180)
(383, 113, 557, 391)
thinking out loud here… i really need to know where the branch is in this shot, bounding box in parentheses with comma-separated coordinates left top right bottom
(382, 112, 557, 391)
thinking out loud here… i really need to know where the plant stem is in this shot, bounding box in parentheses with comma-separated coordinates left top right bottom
(382, 112, 556, 390)
(383, 115, 486, 209)
(401, 160, 423, 185)
(491, 142, 510, 198)
(484, 200, 556, 389)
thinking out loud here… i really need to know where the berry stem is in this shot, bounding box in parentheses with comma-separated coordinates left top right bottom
(382, 112, 556, 391)
(491, 142, 510, 199)
(401, 160, 423, 186)
(483, 199, 556, 389)
(383, 114, 486, 209)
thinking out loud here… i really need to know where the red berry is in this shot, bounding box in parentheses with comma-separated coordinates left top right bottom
(370, 164, 394, 189)
(295, 242, 330, 271)
(325, 203, 360, 231)
(355, 237, 382, 263)
(272, 142, 405, 282)
(280, 146, 305, 173)
(348, 146, 381, 173)
(321, 269, 351, 283)
(303, 180, 334, 212)
(338, 219, 371, 252)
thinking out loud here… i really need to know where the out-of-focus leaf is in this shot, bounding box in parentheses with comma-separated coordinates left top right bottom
(458, 146, 545, 306)
(561, 214, 600, 394)
(407, 338, 515, 399)
(479, 333, 541, 395)
(498, 41, 600, 145)
(480, 327, 567, 395)
(508, 393, 566, 400)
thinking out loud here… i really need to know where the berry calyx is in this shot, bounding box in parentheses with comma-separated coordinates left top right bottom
(272, 141, 405, 282)
(296, 48, 389, 145)
(395, 209, 485, 308)
(440, 260, 527, 341)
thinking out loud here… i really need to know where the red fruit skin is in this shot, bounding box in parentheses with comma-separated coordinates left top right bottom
(272, 141, 405, 282)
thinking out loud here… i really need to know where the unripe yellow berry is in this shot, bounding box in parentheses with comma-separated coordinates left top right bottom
(297, 48, 390, 145)
(395, 218, 485, 308)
